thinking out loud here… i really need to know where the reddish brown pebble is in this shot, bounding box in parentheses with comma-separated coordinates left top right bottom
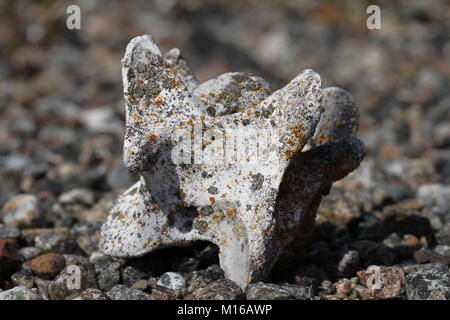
(413, 249, 450, 265)
(403, 234, 420, 247)
(150, 289, 172, 300)
(25, 253, 66, 279)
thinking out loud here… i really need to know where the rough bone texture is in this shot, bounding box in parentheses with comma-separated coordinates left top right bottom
(99, 35, 365, 289)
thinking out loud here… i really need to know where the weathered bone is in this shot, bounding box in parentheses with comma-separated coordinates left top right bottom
(99, 35, 365, 288)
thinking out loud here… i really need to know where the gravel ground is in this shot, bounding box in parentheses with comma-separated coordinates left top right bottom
(0, 0, 450, 300)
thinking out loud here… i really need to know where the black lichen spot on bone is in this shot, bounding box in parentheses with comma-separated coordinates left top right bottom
(193, 219, 208, 234)
(207, 186, 219, 195)
(201, 171, 213, 179)
(250, 173, 265, 191)
(199, 206, 214, 216)
(206, 106, 216, 116)
(261, 104, 274, 118)
(162, 76, 175, 90)
(147, 79, 162, 97)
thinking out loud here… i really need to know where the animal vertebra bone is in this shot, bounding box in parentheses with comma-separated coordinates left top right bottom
(99, 35, 365, 288)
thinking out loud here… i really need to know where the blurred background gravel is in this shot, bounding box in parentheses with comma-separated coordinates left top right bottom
(0, 0, 449, 300)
